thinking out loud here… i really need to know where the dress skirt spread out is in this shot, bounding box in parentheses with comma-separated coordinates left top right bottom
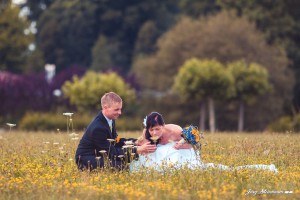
(130, 142, 278, 173)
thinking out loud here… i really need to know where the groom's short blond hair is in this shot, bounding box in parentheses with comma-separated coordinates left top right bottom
(101, 92, 122, 107)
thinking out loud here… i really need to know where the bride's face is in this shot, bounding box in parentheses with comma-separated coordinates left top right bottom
(149, 125, 163, 138)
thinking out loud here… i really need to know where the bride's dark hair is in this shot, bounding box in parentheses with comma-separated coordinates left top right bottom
(144, 112, 165, 145)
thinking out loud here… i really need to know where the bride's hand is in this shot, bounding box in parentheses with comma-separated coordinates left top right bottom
(137, 141, 156, 155)
(174, 142, 192, 150)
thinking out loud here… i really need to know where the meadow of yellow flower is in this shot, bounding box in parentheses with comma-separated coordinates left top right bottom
(0, 130, 299, 200)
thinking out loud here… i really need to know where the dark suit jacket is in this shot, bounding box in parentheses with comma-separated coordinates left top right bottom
(75, 111, 137, 161)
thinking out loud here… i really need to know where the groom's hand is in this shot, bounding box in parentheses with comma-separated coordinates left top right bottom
(137, 142, 156, 155)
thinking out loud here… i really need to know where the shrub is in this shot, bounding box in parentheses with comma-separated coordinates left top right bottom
(292, 114, 300, 132)
(0, 66, 87, 122)
(19, 112, 92, 132)
(266, 116, 294, 133)
(62, 71, 136, 112)
(116, 117, 143, 131)
(19, 112, 143, 132)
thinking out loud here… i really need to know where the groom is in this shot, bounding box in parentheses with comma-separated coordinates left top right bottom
(75, 92, 156, 170)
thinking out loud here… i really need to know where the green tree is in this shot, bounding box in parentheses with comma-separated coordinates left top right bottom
(90, 34, 130, 72)
(62, 71, 136, 112)
(37, 0, 178, 72)
(0, 3, 33, 73)
(228, 60, 272, 132)
(19, 0, 54, 21)
(93, 0, 179, 72)
(133, 20, 161, 56)
(179, 0, 220, 18)
(217, 0, 297, 44)
(0, 0, 10, 12)
(217, 0, 300, 114)
(37, 0, 99, 71)
(133, 11, 293, 130)
(91, 35, 115, 71)
(173, 58, 234, 132)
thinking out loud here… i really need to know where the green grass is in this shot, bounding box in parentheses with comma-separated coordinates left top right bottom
(0, 130, 299, 199)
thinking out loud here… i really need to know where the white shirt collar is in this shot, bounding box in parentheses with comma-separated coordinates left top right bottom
(104, 115, 112, 126)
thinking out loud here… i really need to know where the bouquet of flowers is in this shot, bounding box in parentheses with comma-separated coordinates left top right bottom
(179, 125, 204, 150)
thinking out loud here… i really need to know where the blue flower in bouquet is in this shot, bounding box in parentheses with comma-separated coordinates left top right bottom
(181, 125, 203, 149)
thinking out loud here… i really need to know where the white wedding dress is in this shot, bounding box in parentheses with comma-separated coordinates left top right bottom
(130, 142, 278, 173)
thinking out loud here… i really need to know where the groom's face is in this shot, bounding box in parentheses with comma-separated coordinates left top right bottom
(103, 102, 122, 120)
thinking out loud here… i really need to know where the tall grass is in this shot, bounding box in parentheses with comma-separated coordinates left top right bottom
(0, 130, 299, 199)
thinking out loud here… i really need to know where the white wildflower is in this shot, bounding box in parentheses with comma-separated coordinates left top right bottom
(63, 112, 74, 117)
(69, 132, 79, 137)
(6, 123, 16, 127)
(125, 140, 133, 145)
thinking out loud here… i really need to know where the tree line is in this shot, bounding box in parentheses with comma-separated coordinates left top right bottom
(0, 0, 299, 131)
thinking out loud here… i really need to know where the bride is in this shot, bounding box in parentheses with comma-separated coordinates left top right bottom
(130, 112, 278, 173)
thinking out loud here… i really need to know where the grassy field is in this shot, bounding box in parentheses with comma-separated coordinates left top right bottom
(0, 130, 299, 200)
